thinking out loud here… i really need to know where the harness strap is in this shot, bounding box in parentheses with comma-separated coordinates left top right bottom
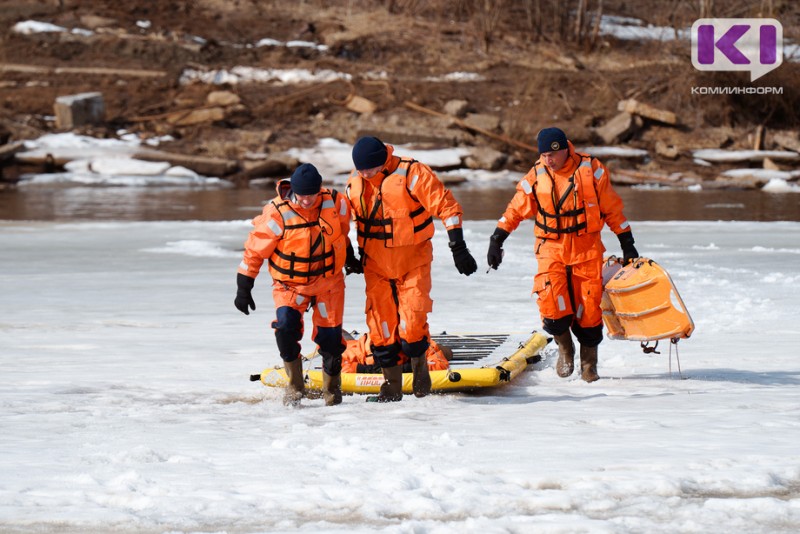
(534, 219, 587, 234)
(268, 258, 332, 279)
(357, 164, 431, 242)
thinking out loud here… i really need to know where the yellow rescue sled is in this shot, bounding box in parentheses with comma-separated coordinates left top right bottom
(251, 332, 549, 395)
(601, 256, 694, 346)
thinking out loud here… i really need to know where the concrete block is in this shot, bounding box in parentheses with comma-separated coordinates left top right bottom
(54, 92, 105, 129)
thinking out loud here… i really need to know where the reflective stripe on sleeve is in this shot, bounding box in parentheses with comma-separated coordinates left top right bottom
(267, 219, 282, 236)
(444, 215, 460, 227)
(594, 167, 604, 180)
(408, 174, 419, 192)
(521, 180, 532, 195)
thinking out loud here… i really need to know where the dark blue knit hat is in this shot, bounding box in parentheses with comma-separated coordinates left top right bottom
(537, 127, 568, 153)
(290, 163, 322, 195)
(352, 136, 387, 170)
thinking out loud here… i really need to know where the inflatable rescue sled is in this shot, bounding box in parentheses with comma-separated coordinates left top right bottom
(601, 256, 694, 343)
(252, 332, 549, 395)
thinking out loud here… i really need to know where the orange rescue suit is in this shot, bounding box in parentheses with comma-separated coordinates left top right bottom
(238, 180, 351, 330)
(341, 334, 450, 374)
(345, 145, 465, 348)
(497, 141, 631, 329)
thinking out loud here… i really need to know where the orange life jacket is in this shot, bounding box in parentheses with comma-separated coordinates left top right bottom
(341, 334, 450, 373)
(267, 187, 346, 283)
(521, 152, 605, 239)
(346, 159, 435, 249)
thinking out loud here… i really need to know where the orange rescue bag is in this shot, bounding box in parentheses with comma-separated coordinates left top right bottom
(601, 256, 695, 343)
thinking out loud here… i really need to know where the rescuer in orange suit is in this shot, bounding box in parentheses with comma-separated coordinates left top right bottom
(487, 127, 639, 382)
(234, 163, 355, 407)
(344, 136, 478, 402)
(341, 333, 452, 374)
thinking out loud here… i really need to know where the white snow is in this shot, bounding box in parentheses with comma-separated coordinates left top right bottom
(579, 146, 650, 158)
(693, 149, 800, 163)
(178, 66, 352, 86)
(287, 138, 472, 184)
(17, 133, 226, 187)
(2, 218, 800, 533)
(722, 168, 800, 182)
(762, 178, 800, 193)
(599, 15, 688, 41)
(12, 20, 73, 35)
(423, 72, 485, 82)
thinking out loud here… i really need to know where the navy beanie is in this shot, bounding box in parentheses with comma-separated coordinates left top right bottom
(537, 127, 568, 153)
(352, 136, 387, 170)
(290, 163, 322, 195)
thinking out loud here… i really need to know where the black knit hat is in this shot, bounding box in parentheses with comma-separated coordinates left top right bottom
(290, 163, 322, 195)
(352, 136, 387, 170)
(537, 127, 568, 153)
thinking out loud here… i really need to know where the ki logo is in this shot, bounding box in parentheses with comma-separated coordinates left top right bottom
(691, 18, 783, 81)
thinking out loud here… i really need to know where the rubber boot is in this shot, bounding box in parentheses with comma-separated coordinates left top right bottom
(322, 372, 343, 406)
(410, 356, 432, 398)
(283, 358, 305, 406)
(375, 365, 403, 402)
(580, 345, 600, 383)
(553, 331, 575, 377)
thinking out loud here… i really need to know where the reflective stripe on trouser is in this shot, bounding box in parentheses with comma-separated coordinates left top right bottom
(533, 256, 604, 329)
(363, 262, 432, 349)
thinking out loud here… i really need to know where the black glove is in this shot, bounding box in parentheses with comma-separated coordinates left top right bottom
(234, 273, 256, 315)
(617, 231, 639, 265)
(345, 243, 363, 275)
(487, 228, 509, 270)
(447, 228, 477, 276)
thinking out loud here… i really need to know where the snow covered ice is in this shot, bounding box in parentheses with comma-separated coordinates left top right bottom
(2, 217, 800, 533)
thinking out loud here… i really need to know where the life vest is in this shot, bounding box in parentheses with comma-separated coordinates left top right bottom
(341, 334, 450, 373)
(346, 159, 434, 249)
(267, 187, 346, 282)
(521, 152, 604, 239)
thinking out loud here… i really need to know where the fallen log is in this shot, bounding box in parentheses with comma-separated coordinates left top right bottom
(611, 168, 700, 187)
(226, 157, 299, 185)
(403, 101, 537, 153)
(618, 99, 678, 125)
(0, 63, 167, 78)
(0, 141, 25, 162)
(134, 149, 238, 177)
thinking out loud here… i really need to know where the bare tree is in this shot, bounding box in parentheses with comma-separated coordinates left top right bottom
(574, 0, 586, 43)
(469, 0, 507, 53)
